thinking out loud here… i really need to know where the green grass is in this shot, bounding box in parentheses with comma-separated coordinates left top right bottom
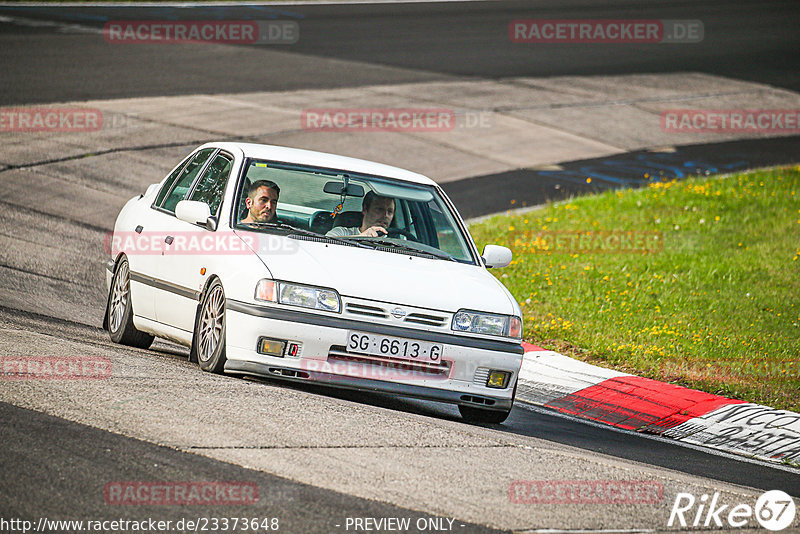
(470, 166, 800, 412)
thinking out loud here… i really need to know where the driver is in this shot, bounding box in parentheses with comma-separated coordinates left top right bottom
(327, 191, 398, 238)
(240, 180, 280, 224)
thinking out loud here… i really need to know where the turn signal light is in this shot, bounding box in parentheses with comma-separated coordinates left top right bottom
(255, 279, 276, 302)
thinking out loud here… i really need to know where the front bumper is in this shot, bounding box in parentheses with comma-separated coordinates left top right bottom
(224, 299, 523, 411)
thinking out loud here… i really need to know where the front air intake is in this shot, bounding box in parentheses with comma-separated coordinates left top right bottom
(460, 395, 496, 406)
(268, 368, 310, 379)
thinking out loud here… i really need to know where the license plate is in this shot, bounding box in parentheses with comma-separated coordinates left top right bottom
(346, 332, 443, 363)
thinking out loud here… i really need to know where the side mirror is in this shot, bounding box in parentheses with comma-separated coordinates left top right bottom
(481, 245, 512, 269)
(175, 200, 212, 227)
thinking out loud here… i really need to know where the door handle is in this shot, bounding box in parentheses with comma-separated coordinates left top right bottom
(165, 236, 174, 245)
(135, 225, 143, 234)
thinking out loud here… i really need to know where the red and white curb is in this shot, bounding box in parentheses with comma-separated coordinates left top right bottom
(516, 342, 800, 465)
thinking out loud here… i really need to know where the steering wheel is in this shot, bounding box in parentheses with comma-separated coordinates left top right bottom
(385, 228, 417, 241)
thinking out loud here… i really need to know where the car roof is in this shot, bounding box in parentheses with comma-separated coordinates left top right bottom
(204, 142, 437, 187)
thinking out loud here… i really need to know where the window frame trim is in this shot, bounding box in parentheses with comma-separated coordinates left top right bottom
(150, 147, 219, 217)
(186, 149, 235, 219)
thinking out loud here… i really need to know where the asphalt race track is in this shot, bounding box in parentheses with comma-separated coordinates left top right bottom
(1, 1, 799, 532)
(1, 0, 799, 103)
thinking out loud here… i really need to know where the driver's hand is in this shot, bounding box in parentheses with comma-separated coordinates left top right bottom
(360, 226, 388, 237)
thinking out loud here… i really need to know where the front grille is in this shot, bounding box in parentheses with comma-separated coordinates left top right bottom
(404, 312, 447, 327)
(346, 302, 387, 319)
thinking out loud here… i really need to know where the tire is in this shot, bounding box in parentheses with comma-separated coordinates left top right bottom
(459, 381, 517, 424)
(107, 257, 154, 349)
(458, 404, 512, 424)
(193, 279, 227, 373)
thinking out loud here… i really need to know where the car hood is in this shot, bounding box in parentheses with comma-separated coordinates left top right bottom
(245, 234, 517, 315)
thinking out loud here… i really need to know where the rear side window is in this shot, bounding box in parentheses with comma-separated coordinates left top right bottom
(154, 155, 192, 208)
(189, 153, 233, 216)
(156, 148, 215, 213)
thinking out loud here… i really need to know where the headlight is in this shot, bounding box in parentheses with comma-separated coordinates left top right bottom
(255, 279, 341, 313)
(452, 310, 522, 339)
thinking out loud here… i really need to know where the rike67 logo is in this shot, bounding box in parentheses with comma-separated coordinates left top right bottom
(669, 490, 796, 531)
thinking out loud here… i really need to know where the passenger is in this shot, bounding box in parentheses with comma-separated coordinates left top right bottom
(240, 180, 280, 224)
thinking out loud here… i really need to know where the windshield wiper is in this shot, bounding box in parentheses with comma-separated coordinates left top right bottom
(352, 237, 458, 261)
(239, 221, 317, 236)
(238, 221, 375, 249)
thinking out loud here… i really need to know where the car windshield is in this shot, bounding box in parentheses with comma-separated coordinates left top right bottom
(233, 159, 477, 264)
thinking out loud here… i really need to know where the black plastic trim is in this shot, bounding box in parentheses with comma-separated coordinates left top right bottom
(130, 271, 201, 301)
(224, 359, 514, 411)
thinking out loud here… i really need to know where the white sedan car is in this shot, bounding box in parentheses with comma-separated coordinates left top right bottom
(104, 142, 524, 423)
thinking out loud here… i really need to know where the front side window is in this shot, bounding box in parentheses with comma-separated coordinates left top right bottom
(156, 148, 215, 214)
(233, 160, 477, 264)
(189, 153, 233, 216)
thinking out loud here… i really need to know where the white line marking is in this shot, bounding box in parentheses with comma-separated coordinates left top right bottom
(0, 14, 100, 34)
(516, 529, 656, 534)
(0, 0, 489, 7)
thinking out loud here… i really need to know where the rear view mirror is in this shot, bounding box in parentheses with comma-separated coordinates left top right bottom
(323, 181, 364, 197)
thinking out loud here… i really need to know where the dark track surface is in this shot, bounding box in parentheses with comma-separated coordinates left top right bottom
(0, 401, 503, 533)
(0, 0, 799, 105)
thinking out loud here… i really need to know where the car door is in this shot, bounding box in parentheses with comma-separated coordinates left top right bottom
(133, 148, 216, 326)
(154, 150, 235, 333)
(122, 150, 206, 321)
